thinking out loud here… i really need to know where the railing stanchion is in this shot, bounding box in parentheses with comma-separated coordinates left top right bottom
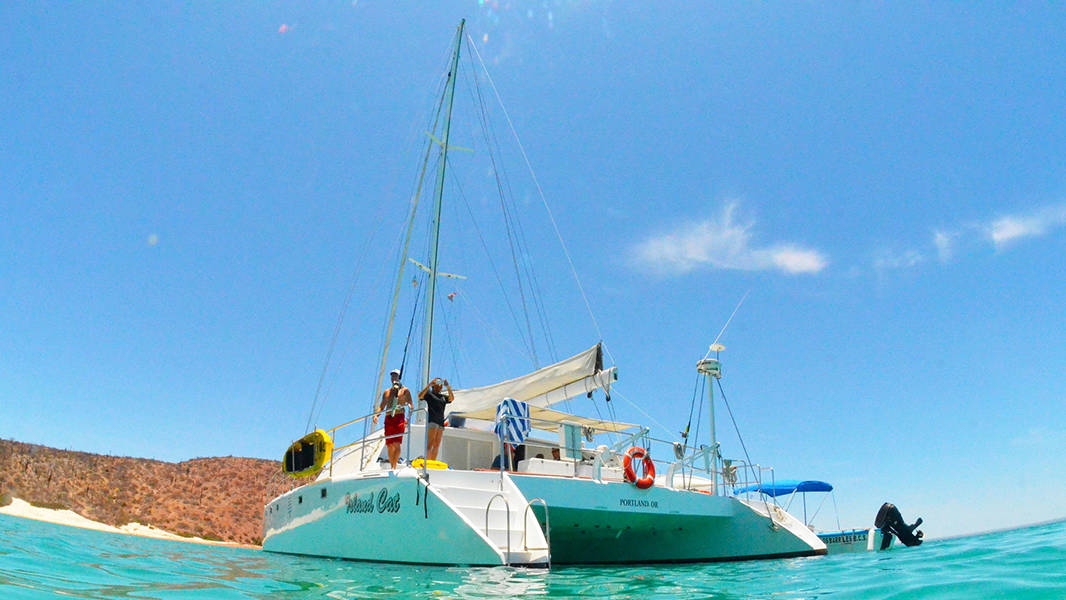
(485, 493, 511, 565)
(523, 498, 551, 568)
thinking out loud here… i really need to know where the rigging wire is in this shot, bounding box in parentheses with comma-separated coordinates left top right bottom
(463, 54, 542, 368)
(681, 374, 702, 448)
(466, 35, 605, 363)
(688, 375, 705, 489)
(715, 376, 778, 522)
(439, 292, 462, 386)
(602, 386, 620, 436)
(451, 38, 627, 439)
(464, 51, 559, 365)
(399, 269, 425, 379)
(453, 286, 533, 361)
(608, 385, 674, 439)
(415, 279, 428, 388)
(449, 164, 536, 366)
(312, 258, 393, 430)
(715, 377, 757, 485)
(303, 200, 391, 433)
(677, 373, 702, 485)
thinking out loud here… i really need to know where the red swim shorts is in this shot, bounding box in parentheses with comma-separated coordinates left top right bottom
(384, 413, 406, 447)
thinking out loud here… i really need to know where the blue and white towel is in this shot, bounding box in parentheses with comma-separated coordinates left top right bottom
(494, 398, 531, 444)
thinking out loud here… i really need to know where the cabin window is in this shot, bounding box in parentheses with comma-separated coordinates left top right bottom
(321, 488, 327, 499)
(298, 495, 303, 504)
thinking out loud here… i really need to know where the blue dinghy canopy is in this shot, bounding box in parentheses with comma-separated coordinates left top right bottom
(734, 479, 833, 497)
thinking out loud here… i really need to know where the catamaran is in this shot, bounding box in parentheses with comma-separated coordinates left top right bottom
(262, 20, 826, 566)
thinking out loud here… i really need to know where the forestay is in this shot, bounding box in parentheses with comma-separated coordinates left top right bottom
(447, 344, 616, 420)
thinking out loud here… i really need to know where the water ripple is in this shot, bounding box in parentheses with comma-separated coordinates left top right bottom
(2, 515, 1064, 599)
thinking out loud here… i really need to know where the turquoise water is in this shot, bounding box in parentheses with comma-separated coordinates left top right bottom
(2, 515, 1064, 599)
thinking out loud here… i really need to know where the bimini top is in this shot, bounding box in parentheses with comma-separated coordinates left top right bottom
(733, 480, 833, 497)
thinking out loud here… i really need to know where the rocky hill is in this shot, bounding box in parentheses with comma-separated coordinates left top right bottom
(0, 439, 305, 545)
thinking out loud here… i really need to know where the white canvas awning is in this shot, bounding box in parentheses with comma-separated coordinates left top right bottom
(447, 344, 616, 418)
(457, 404, 636, 433)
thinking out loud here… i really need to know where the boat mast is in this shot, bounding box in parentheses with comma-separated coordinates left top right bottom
(419, 19, 465, 419)
(696, 344, 724, 495)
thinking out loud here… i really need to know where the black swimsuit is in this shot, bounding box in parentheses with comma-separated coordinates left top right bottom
(424, 389, 449, 426)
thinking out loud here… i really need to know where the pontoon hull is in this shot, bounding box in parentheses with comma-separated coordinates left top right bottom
(263, 472, 507, 566)
(510, 474, 826, 564)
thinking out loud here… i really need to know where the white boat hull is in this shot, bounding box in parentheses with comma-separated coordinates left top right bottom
(263, 468, 554, 566)
(818, 528, 891, 553)
(263, 470, 535, 566)
(264, 466, 826, 565)
(511, 473, 826, 564)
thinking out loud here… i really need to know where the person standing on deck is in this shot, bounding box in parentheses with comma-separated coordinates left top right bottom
(373, 369, 412, 469)
(418, 377, 453, 461)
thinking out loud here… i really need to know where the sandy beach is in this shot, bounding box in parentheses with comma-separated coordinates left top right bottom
(0, 497, 259, 549)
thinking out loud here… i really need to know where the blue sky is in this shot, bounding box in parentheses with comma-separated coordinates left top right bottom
(3, 2, 1065, 538)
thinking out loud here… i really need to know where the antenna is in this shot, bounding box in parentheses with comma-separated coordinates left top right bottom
(705, 290, 750, 359)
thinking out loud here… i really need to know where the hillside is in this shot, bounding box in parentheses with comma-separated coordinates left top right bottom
(0, 439, 304, 545)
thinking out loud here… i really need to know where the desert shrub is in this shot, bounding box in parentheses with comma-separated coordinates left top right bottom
(29, 500, 67, 510)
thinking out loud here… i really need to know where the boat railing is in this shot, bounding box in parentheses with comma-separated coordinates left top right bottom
(589, 426, 650, 482)
(490, 417, 780, 501)
(323, 407, 427, 478)
(485, 493, 512, 565)
(583, 430, 774, 499)
(522, 497, 550, 567)
(730, 465, 778, 504)
(587, 429, 714, 489)
(580, 427, 724, 491)
(663, 443, 717, 491)
(629, 435, 781, 500)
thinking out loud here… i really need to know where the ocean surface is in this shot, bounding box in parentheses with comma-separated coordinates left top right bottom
(2, 515, 1064, 599)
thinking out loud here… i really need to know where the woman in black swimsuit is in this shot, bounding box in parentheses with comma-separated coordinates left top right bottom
(418, 377, 453, 461)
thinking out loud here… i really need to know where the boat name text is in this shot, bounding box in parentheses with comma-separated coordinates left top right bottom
(345, 488, 401, 514)
(619, 498, 659, 509)
(824, 534, 865, 544)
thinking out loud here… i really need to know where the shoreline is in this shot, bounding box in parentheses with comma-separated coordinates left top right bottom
(0, 497, 260, 550)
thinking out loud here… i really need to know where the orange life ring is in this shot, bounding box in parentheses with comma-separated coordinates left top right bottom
(623, 446, 655, 489)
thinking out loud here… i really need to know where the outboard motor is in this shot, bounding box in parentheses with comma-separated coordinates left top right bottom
(875, 502, 924, 549)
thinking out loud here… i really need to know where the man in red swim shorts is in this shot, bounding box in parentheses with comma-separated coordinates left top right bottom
(373, 369, 412, 469)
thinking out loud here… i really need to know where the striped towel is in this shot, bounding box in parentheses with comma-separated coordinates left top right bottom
(493, 398, 530, 444)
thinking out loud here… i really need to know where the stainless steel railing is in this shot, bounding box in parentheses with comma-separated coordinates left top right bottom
(322, 407, 428, 478)
(484, 493, 512, 565)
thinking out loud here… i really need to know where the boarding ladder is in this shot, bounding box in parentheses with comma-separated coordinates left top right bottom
(429, 471, 550, 566)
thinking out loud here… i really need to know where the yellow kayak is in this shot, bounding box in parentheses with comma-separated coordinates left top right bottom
(282, 429, 333, 479)
(411, 458, 449, 470)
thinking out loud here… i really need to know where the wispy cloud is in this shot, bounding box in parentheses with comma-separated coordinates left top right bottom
(878, 203, 1066, 272)
(771, 246, 828, 274)
(631, 203, 827, 276)
(874, 249, 925, 271)
(933, 230, 955, 263)
(1010, 426, 1066, 451)
(987, 205, 1066, 249)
